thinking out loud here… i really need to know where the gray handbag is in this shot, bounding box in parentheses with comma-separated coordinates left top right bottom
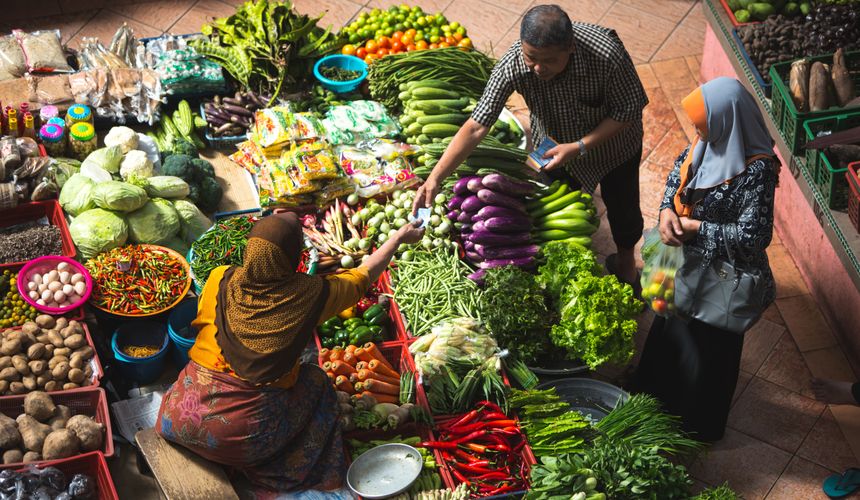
(674, 226, 768, 333)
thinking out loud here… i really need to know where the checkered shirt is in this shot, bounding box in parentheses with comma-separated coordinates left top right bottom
(471, 22, 649, 191)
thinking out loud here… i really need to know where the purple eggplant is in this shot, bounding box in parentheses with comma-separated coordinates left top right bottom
(472, 220, 486, 233)
(484, 216, 533, 233)
(463, 240, 475, 251)
(467, 269, 486, 285)
(475, 205, 526, 221)
(467, 177, 484, 193)
(446, 210, 460, 221)
(477, 189, 526, 213)
(466, 231, 532, 246)
(478, 257, 536, 269)
(454, 176, 481, 196)
(475, 244, 540, 260)
(460, 195, 484, 213)
(447, 195, 466, 211)
(482, 173, 536, 196)
(465, 250, 482, 262)
(457, 211, 472, 223)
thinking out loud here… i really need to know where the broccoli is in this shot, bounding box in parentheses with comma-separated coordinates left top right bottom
(171, 137, 198, 157)
(198, 176, 223, 213)
(190, 158, 216, 182)
(161, 154, 195, 182)
(187, 185, 201, 205)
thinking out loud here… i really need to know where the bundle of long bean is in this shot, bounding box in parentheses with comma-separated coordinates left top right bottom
(367, 47, 496, 109)
(86, 245, 189, 315)
(190, 216, 256, 287)
(390, 248, 481, 336)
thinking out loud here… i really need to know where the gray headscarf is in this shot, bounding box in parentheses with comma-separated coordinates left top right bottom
(683, 77, 774, 195)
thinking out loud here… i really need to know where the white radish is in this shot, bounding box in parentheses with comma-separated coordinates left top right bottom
(53, 290, 65, 303)
(59, 271, 70, 284)
(73, 281, 86, 296)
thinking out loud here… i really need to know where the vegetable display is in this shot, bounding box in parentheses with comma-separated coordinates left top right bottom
(318, 65, 362, 81)
(347, 435, 444, 496)
(725, 0, 809, 23)
(358, 190, 454, 260)
(317, 303, 392, 348)
(0, 223, 62, 265)
(334, 372, 427, 432)
(189, 216, 254, 289)
(323, 342, 407, 408)
(148, 100, 207, 153)
(527, 181, 599, 248)
(0, 271, 38, 329)
(302, 200, 368, 269)
(23, 261, 87, 310)
(341, 6, 470, 51)
(509, 388, 592, 458)
(85, 245, 189, 315)
(390, 249, 482, 336)
(202, 90, 270, 138)
(415, 136, 533, 186)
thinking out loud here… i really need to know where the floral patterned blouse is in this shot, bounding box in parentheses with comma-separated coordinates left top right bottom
(660, 146, 777, 305)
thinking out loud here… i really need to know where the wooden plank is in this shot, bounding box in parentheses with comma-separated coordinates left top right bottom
(199, 149, 261, 214)
(135, 428, 239, 500)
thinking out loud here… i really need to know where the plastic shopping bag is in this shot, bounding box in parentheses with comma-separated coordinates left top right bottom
(640, 228, 684, 316)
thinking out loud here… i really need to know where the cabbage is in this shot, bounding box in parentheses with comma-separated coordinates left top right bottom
(127, 198, 180, 245)
(59, 174, 96, 216)
(92, 181, 148, 213)
(81, 146, 123, 174)
(145, 176, 190, 199)
(120, 150, 154, 184)
(79, 162, 112, 183)
(173, 199, 212, 243)
(69, 209, 128, 260)
(161, 236, 190, 256)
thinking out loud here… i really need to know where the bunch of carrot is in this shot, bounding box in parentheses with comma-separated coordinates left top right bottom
(319, 342, 402, 404)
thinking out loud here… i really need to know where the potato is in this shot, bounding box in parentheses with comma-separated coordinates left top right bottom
(12, 355, 30, 376)
(62, 383, 79, 390)
(9, 382, 26, 394)
(63, 335, 85, 350)
(27, 343, 46, 360)
(53, 348, 71, 358)
(43, 381, 58, 392)
(1, 338, 21, 356)
(16, 414, 50, 452)
(34, 315, 55, 329)
(74, 346, 94, 360)
(46, 331, 64, 348)
(0, 381, 8, 394)
(0, 367, 20, 381)
(28, 360, 47, 376)
(22, 376, 36, 391)
(48, 356, 68, 370)
(36, 375, 50, 388)
(59, 326, 75, 339)
(51, 362, 70, 381)
(0, 413, 22, 449)
(66, 415, 104, 452)
(36, 334, 50, 345)
(54, 318, 69, 331)
(22, 451, 41, 463)
(67, 368, 85, 384)
(44, 345, 54, 358)
(21, 322, 40, 336)
(0, 356, 11, 370)
(24, 391, 56, 422)
(48, 405, 72, 431)
(42, 429, 80, 460)
(69, 354, 84, 370)
(2, 449, 23, 464)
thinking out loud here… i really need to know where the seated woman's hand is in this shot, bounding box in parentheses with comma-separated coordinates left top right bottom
(394, 220, 426, 245)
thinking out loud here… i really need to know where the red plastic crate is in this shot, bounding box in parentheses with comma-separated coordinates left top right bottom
(0, 386, 114, 469)
(719, 0, 758, 27)
(380, 271, 412, 339)
(13, 451, 118, 500)
(0, 200, 76, 270)
(846, 163, 860, 234)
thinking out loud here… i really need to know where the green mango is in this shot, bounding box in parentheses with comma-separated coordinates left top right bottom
(783, 2, 799, 15)
(734, 9, 752, 22)
(748, 2, 776, 20)
(799, 2, 811, 15)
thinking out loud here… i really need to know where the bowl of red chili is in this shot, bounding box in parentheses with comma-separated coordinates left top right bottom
(85, 244, 192, 318)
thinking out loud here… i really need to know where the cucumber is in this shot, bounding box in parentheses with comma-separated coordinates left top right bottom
(406, 79, 452, 90)
(538, 218, 597, 233)
(415, 134, 432, 145)
(416, 113, 469, 125)
(422, 123, 461, 138)
(410, 98, 470, 112)
(398, 90, 412, 102)
(528, 190, 581, 217)
(411, 87, 463, 100)
(406, 122, 424, 136)
(534, 229, 579, 241)
(538, 208, 592, 223)
(560, 236, 592, 247)
(399, 114, 416, 126)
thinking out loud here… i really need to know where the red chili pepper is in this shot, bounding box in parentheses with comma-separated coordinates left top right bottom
(485, 444, 511, 453)
(473, 471, 513, 482)
(476, 400, 504, 413)
(452, 462, 496, 475)
(453, 429, 488, 444)
(454, 449, 481, 463)
(445, 409, 480, 430)
(491, 427, 522, 437)
(512, 440, 526, 453)
(445, 421, 487, 435)
(475, 433, 511, 448)
(485, 420, 517, 427)
(451, 469, 471, 486)
(419, 441, 458, 449)
(463, 442, 488, 454)
(486, 484, 521, 496)
(481, 411, 509, 421)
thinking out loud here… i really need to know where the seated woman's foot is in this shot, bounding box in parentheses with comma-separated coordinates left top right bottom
(812, 378, 857, 405)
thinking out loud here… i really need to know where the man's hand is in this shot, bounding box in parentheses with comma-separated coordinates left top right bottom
(658, 208, 685, 246)
(542, 142, 581, 171)
(412, 180, 439, 216)
(394, 219, 425, 244)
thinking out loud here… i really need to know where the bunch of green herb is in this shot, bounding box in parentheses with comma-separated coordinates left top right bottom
(479, 265, 552, 363)
(537, 240, 602, 304)
(525, 454, 602, 500)
(594, 394, 702, 455)
(510, 388, 595, 457)
(691, 483, 740, 500)
(319, 65, 362, 81)
(550, 273, 642, 369)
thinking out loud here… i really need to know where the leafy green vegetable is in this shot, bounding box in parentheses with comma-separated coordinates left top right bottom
(537, 240, 601, 304)
(550, 273, 641, 369)
(68, 209, 128, 260)
(479, 265, 552, 363)
(594, 394, 702, 455)
(525, 454, 601, 500)
(691, 483, 740, 500)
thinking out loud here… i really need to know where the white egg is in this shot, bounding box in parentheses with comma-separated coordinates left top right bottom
(41, 289, 53, 302)
(53, 290, 66, 303)
(46, 270, 59, 283)
(33, 274, 42, 285)
(70, 273, 84, 285)
(28, 291, 39, 300)
(27, 282, 36, 291)
(59, 271, 70, 284)
(59, 302, 69, 308)
(48, 281, 62, 292)
(57, 262, 69, 272)
(73, 281, 86, 296)
(62, 284, 74, 296)
(68, 294, 81, 304)
(38, 284, 47, 293)
(36, 299, 45, 306)
(47, 302, 58, 308)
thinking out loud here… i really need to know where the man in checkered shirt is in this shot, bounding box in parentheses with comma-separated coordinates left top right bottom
(414, 4, 649, 288)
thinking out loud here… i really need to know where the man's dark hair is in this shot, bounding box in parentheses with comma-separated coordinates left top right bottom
(520, 4, 573, 49)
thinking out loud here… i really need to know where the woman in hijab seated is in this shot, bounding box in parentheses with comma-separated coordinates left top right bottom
(632, 77, 778, 442)
(155, 211, 425, 492)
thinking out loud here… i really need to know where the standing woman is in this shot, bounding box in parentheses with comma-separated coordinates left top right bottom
(156, 212, 423, 492)
(633, 77, 778, 442)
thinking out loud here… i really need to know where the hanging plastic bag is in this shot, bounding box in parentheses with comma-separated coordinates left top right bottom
(640, 228, 683, 317)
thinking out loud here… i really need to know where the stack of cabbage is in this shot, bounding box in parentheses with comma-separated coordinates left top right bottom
(59, 127, 214, 260)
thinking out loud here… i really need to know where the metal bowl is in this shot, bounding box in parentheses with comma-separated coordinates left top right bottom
(537, 378, 629, 421)
(346, 443, 423, 499)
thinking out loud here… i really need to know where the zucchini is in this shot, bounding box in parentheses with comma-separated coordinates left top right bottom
(534, 229, 580, 241)
(422, 123, 461, 138)
(176, 100, 194, 137)
(410, 98, 470, 112)
(399, 114, 416, 126)
(405, 122, 424, 136)
(416, 113, 469, 125)
(411, 87, 463, 100)
(406, 79, 452, 90)
(529, 190, 582, 218)
(538, 208, 591, 223)
(398, 90, 412, 102)
(538, 218, 596, 233)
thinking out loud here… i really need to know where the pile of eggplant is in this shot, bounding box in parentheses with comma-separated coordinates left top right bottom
(201, 90, 271, 138)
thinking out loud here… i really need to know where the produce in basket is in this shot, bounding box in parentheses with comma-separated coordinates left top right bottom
(0, 466, 97, 498)
(22, 261, 87, 309)
(347, 435, 443, 496)
(202, 91, 270, 139)
(357, 190, 454, 260)
(0, 271, 39, 329)
(340, 5, 469, 51)
(189, 216, 255, 288)
(318, 301, 392, 348)
(302, 199, 368, 271)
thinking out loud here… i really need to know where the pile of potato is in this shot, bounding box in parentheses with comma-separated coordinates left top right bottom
(0, 316, 96, 395)
(0, 391, 105, 464)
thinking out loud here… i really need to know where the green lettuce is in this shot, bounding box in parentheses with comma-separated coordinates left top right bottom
(537, 240, 601, 303)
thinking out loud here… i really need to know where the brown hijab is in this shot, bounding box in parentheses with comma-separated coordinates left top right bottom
(214, 212, 330, 385)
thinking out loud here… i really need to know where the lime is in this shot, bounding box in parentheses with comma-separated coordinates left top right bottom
(450, 21, 460, 29)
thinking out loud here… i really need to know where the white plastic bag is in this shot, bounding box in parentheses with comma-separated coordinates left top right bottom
(640, 228, 684, 316)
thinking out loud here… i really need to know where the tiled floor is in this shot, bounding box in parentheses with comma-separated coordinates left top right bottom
(6, 0, 860, 498)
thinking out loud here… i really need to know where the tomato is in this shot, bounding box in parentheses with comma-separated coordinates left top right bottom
(651, 299, 668, 315)
(405, 28, 417, 37)
(406, 43, 416, 51)
(438, 42, 450, 48)
(377, 48, 390, 57)
(445, 36, 456, 45)
(400, 34, 413, 46)
(392, 31, 404, 42)
(377, 36, 390, 49)
(415, 40, 428, 50)
(355, 47, 368, 59)
(391, 41, 404, 52)
(429, 43, 439, 50)
(453, 32, 463, 42)
(341, 44, 357, 56)
(364, 54, 379, 64)
(365, 40, 378, 53)
(458, 37, 473, 49)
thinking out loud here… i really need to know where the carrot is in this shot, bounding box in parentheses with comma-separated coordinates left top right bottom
(343, 352, 358, 366)
(363, 378, 400, 396)
(331, 360, 357, 377)
(355, 347, 374, 364)
(368, 359, 399, 380)
(356, 361, 369, 371)
(335, 375, 355, 394)
(363, 342, 394, 371)
(354, 381, 365, 392)
(329, 347, 345, 362)
(349, 372, 360, 384)
(318, 348, 330, 366)
(322, 361, 333, 372)
(326, 371, 336, 383)
(345, 345, 358, 355)
(361, 390, 398, 404)
(357, 369, 400, 385)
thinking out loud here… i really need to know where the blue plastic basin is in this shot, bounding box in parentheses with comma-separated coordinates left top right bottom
(111, 321, 170, 385)
(313, 55, 367, 93)
(167, 298, 199, 368)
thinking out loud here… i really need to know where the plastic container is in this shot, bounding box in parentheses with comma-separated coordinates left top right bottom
(111, 321, 170, 385)
(770, 50, 860, 155)
(802, 112, 860, 209)
(0, 199, 76, 270)
(732, 29, 771, 98)
(39, 122, 65, 157)
(167, 297, 199, 367)
(69, 122, 97, 161)
(17, 255, 93, 314)
(65, 104, 93, 127)
(200, 103, 247, 150)
(39, 104, 59, 124)
(313, 55, 368, 94)
(847, 163, 860, 234)
(0, 387, 114, 468)
(12, 451, 119, 500)
(719, 0, 759, 26)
